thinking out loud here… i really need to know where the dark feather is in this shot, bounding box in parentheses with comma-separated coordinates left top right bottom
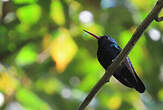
(97, 36, 145, 93)
(84, 30, 145, 93)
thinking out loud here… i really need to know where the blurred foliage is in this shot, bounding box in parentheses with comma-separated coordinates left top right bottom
(0, 0, 163, 110)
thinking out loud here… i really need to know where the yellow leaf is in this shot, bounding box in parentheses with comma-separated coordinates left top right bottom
(0, 73, 17, 95)
(132, 0, 155, 10)
(48, 28, 77, 72)
(50, 0, 65, 25)
(43, 34, 52, 49)
(158, 89, 163, 101)
(107, 95, 122, 110)
(159, 11, 163, 29)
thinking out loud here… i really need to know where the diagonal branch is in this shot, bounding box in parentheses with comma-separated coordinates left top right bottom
(77, 0, 163, 110)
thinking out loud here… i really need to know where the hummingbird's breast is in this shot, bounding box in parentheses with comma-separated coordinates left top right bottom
(97, 44, 119, 70)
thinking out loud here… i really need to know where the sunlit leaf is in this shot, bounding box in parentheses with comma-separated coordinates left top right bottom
(15, 23, 30, 35)
(158, 11, 163, 29)
(0, 72, 17, 95)
(132, 0, 151, 10)
(50, 0, 65, 25)
(43, 34, 52, 49)
(16, 88, 52, 110)
(107, 95, 122, 110)
(44, 28, 78, 72)
(69, 1, 81, 14)
(158, 89, 163, 101)
(13, 0, 37, 4)
(50, 28, 77, 72)
(16, 44, 38, 66)
(16, 4, 41, 24)
(35, 77, 63, 94)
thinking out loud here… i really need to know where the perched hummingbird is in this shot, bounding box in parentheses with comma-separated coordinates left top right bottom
(84, 30, 145, 93)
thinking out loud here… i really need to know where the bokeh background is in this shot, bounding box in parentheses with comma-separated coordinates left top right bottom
(0, 0, 163, 110)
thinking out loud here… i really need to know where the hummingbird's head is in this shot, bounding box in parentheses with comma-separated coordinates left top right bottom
(83, 30, 117, 47)
(98, 36, 117, 46)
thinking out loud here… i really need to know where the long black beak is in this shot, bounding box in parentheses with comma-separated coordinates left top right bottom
(83, 30, 100, 39)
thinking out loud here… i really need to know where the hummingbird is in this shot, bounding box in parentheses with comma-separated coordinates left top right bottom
(84, 30, 145, 93)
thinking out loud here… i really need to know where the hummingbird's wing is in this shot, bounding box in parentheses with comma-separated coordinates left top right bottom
(111, 44, 138, 81)
(110, 45, 134, 88)
(123, 57, 145, 93)
(111, 44, 145, 93)
(123, 57, 137, 80)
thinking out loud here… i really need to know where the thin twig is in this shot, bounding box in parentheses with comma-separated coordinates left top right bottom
(77, 0, 163, 110)
(155, 16, 163, 22)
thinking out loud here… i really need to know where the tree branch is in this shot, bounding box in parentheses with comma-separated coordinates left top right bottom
(0, 1, 9, 24)
(77, 0, 163, 110)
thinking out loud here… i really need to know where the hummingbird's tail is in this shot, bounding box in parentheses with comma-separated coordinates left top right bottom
(134, 74, 145, 93)
(122, 57, 145, 93)
(113, 66, 145, 93)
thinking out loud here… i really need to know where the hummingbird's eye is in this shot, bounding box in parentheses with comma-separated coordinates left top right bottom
(102, 36, 108, 40)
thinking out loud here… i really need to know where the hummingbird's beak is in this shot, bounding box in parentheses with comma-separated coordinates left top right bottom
(83, 30, 100, 39)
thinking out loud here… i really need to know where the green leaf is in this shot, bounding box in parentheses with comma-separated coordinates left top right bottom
(16, 88, 52, 110)
(158, 89, 163, 101)
(13, 0, 38, 4)
(50, 1, 65, 25)
(16, 44, 37, 66)
(16, 4, 41, 24)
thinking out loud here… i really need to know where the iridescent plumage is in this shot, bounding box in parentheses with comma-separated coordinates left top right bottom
(84, 30, 145, 93)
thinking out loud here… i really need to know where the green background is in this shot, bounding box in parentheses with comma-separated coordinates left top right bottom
(0, 0, 163, 110)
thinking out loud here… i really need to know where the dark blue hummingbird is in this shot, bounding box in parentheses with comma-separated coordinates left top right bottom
(84, 30, 145, 93)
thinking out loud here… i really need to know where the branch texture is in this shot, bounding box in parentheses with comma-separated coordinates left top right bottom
(77, 0, 163, 110)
